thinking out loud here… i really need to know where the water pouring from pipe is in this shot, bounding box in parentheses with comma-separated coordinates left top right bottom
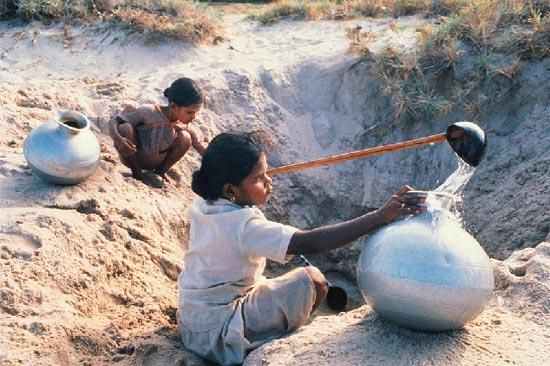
(268, 121, 489, 324)
(267, 121, 487, 176)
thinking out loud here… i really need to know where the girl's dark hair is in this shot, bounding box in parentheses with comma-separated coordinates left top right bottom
(163, 77, 203, 107)
(192, 132, 273, 201)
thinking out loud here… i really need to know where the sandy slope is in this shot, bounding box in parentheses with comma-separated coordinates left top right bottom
(1, 12, 548, 366)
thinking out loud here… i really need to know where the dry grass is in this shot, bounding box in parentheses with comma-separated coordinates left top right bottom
(247, 0, 467, 23)
(245, 0, 324, 24)
(111, 1, 220, 43)
(350, 0, 549, 123)
(0, 0, 221, 43)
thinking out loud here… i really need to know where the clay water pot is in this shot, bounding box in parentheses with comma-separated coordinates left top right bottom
(23, 111, 100, 185)
(357, 192, 494, 331)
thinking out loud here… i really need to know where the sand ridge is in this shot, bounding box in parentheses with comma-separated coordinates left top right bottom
(1, 13, 549, 366)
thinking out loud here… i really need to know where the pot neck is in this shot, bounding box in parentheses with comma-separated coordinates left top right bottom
(56, 111, 90, 135)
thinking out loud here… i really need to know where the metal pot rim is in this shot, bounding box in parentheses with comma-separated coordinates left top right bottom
(404, 190, 456, 199)
(56, 110, 90, 132)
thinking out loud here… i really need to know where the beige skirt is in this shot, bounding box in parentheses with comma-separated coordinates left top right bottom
(178, 267, 316, 365)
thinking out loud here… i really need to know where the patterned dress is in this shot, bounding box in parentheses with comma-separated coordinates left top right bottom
(117, 104, 176, 153)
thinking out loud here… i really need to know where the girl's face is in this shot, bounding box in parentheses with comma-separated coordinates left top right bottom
(172, 103, 202, 124)
(232, 153, 272, 206)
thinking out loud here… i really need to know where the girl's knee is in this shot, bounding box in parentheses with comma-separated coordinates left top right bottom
(118, 123, 135, 140)
(176, 130, 192, 150)
(303, 266, 325, 282)
(303, 266, 328, 300)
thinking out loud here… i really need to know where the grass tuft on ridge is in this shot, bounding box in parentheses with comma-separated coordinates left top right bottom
(247, 0, 467, 24)
(0, 0, 221, 43)
(350, 0, 549, 123)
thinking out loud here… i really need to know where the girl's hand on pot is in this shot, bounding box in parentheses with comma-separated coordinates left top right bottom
(375, 185, 414, 224)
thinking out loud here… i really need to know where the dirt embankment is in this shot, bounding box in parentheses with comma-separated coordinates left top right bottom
(1, 14, 548, 366)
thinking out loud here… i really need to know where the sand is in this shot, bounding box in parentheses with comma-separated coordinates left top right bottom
(1, 11, 548, 366)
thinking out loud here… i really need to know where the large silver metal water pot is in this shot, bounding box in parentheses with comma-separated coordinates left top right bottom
(357, 197, 494, 331)
(23, 111, 100, 185)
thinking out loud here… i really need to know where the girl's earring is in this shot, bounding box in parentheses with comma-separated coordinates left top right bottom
(228, 195, 235, 203)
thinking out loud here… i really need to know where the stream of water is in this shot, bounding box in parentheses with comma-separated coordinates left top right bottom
(434, 156, 476, 195)
(425, 155, 476, 223)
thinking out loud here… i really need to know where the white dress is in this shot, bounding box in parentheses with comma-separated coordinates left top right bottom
(177, 198, 316, 365)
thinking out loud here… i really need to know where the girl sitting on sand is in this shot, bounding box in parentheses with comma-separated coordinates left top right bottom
(109, 77, 206, 188)
(177, 132, 418, 365)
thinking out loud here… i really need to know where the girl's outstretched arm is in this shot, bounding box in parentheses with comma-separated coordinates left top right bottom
(287, 185, 413, 255)
(186, 125, 207, 156)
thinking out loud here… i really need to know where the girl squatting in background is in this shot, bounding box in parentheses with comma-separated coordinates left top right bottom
(109, 77, 206, 188)
(178, 132, 418, 365)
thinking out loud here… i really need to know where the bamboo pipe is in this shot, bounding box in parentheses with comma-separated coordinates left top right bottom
(267, 133, 447, 176)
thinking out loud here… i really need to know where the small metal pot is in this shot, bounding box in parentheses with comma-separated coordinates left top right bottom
(23, 111, 101, 185)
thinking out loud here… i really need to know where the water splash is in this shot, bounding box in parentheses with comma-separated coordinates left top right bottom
(426, 155, 476, 224)
(433, 156, 476, 196)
